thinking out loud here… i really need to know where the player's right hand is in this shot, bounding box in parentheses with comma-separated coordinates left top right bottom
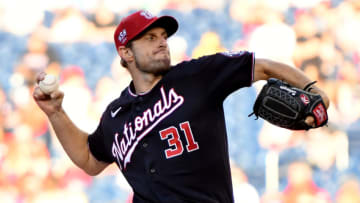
(33, 72, 64, 117)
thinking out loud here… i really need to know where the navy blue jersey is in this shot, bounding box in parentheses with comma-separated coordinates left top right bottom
(88, 51, 255, 202)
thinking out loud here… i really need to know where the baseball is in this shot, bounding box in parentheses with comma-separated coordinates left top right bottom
(39, 74, 59, 95)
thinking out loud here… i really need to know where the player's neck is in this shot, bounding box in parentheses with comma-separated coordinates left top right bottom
(131, 73, 163, 94)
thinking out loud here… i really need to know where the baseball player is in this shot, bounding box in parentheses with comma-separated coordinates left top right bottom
(33, 10, 329, 202)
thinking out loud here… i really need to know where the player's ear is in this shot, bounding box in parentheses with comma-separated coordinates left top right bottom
(118, 46, 134, 63)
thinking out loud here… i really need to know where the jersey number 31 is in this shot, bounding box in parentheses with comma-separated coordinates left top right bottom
(159, 121, 199, 159)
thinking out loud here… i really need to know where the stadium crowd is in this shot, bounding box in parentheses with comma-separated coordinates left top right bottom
(0, 0, 359, 202)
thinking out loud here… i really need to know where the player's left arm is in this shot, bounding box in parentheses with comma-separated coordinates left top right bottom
(253, 58, 330, 109)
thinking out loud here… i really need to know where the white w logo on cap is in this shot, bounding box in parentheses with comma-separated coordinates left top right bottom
(140, 10, 154, 19)
(118, 29, 127, 43)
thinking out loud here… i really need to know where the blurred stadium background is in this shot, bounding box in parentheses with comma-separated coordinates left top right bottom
(0, 0, 360, 202)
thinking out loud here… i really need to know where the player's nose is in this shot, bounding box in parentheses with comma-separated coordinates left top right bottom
(159, 36, 168, 48)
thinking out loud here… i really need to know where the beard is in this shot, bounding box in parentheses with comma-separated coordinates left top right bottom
(133, 51, 171, 76)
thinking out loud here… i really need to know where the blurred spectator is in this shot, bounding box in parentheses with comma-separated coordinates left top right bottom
(258, 123, 297, 152)
(192, 31, 226, 58)
(165, 0, 225, 12)
(231, 163, 260, 203)
(8, 63, 49, 138)
(260, 191, 283, 203)
(305, 126, 349, 171)
(191, 0, 226, 11)
(335, 80, 360, 126)
(248, 4, 296, 65)
(334, 1, 360, 54)
(1, 124, 52, 202)
(90, 3, 117, 28)
(292, 15, 322, 69)
(110, 55, 133, 90)
(60, 65, 95, 133)
(0, 87, 8, 140)
(0, 0, 45, 35)
(283, 161, 331, 203)
(83, 2, 119, 43)
(230, 0, 266, 27)
(21, 28, 60, 75)
(49, 7, 97, 42)
(248, 20, 296, 65)
(168, 35, 190, 65)
(336, 176, 360, 203)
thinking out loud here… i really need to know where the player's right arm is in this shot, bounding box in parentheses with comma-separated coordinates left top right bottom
(33, 73, 109, 176)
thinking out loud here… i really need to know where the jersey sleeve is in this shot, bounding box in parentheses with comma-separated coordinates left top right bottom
(180, 51, 255, 100)
(88, 115, 114, 163)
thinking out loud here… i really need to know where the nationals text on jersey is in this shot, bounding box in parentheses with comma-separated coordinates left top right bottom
(112, 86, 185, 169)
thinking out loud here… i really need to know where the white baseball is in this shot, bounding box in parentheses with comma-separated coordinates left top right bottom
(39, 74, 59, 95)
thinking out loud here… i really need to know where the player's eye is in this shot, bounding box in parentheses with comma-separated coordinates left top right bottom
(147, 35, 156, 41)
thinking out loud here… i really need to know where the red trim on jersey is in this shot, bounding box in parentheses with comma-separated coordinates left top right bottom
(128, 87, 138, 97)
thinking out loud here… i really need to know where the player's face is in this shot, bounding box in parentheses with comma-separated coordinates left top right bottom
(130, 27, 171, 75)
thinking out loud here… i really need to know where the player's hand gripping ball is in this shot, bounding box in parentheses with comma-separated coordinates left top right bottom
(39, 74, 59, 95)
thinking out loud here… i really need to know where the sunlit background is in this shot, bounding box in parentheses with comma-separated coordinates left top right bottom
(0, 0, 360, 202)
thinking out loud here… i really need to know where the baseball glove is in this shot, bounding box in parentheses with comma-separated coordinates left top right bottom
(249, 78, 328, 130)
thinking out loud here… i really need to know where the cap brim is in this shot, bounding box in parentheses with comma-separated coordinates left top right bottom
(133, 16, 178, 41)
(151, 16, 178, 37)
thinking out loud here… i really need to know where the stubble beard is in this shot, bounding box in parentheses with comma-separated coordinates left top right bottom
(134, 53, 171, 76)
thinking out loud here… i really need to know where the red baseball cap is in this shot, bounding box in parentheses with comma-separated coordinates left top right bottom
(114, 10, 178, 51)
